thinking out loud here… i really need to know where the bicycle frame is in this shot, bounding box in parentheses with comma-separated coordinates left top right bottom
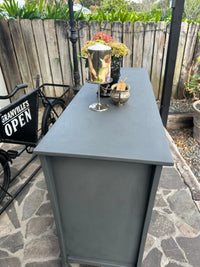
(0, 88, 39, 146)
(0, 83, 70, 147)
(0, 81, 70, 214)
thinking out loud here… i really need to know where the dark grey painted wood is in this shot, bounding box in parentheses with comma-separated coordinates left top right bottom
(35, 68, 173, 166)
(39, 156, 69, 267)
(35, 68, 173, 267)
(43, 156, 153, 266)
(137, 165, 162, 266)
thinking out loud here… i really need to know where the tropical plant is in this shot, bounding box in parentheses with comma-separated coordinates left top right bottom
(2, 0, 24, 18)
(0, 0, 84, 20)
(0, 7, 6, 19)
(85, 8, 171, 23)
(185, 71, 200, 100)
(2, 0, 44, 19)
(184, 0, 200, 21)
(1, 0, 200, 23)
(185, 32, 200, 100)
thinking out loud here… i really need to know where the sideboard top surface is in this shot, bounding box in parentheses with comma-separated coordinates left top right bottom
(35, 68, 173, 166)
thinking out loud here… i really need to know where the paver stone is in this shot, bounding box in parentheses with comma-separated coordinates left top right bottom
(0, 232, 23, 253)
(176, 235, 200, 267)
(148, 210, 175, 238)
(142, 248, 162, 267)
(161, 237, 186, 262)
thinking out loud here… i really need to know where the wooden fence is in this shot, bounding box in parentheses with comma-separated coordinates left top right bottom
(0, 19, 199, 102)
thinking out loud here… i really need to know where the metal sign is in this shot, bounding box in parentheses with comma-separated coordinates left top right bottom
(0, 90, 38, 145)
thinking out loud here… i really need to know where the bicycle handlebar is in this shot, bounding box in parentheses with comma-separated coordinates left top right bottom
(0, 83, 28, 99)
(0, 82, 70, 101)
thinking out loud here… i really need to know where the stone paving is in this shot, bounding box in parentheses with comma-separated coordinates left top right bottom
(0, 133, 200, 267)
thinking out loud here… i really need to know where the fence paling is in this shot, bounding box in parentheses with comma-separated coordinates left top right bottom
(159, 23, 170, 100)
(0, 19, 200, 100)
(133, 21, 144, 68)
(32, 19, 54, 97)
(55, 20, 73, 87)
(112, 21, 123, 43)
(0, 66, 10, 109)
(9, 19, 33, 93)
(142, 22, 156, 77)
(89, 20, 100, 40)
(44, 19, 64, 96)
(177, 22, 199, 98)
(101, 21, 111, 36)
(0, 20, 22, 100)
(151, 21, 166, 100)
(192, 32, 200, 75)
(123, 21, 133, 68)
(20, 19, 41, 89)
(172, 22, 188, 99)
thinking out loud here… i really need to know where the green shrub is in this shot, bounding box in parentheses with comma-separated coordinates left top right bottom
(0, 0, 71, 20)
(2, 0, 24, 18)
(0, 0, 199, 23)
(185, 33, 200, 100)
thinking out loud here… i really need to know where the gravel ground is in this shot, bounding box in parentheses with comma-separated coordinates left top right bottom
(157, 99, 194, 113)
(169, 99, 194, 113)
(167, 99, 200, 182)
(168, 128, 200, 181)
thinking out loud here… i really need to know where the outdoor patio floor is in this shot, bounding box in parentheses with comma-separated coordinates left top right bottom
(0, 132, 200, 267)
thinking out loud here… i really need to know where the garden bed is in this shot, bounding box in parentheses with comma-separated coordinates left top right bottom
(165, 99, 200, 182)
(169, 128, 200, 182)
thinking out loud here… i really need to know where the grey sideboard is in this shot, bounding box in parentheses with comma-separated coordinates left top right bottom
(34, 68, 173, 267)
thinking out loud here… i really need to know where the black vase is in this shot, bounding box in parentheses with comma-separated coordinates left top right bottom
(100, 57, 122, 97)
(111, 57, 122, 84)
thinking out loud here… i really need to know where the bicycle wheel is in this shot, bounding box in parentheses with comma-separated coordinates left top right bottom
(41, 99, 66, 135)
(0, 154, 10, 203)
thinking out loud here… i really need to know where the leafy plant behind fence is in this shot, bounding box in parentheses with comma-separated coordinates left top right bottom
(0, 0, 199, 23)
(0, 0, 171, 22)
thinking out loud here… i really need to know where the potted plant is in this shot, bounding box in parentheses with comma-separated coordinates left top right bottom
(81, 32, 129, 95)
(185, 61, 200, 143)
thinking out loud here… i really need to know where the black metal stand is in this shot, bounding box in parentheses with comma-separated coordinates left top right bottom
(160, 0, 185, 127)
(68, 0, 81, 92)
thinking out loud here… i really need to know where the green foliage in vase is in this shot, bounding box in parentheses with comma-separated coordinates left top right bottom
(81, 32, 129, 60)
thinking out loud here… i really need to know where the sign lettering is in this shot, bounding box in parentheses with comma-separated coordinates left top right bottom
(2, 101, 32, 137)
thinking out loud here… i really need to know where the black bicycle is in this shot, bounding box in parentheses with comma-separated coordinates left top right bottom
(0, 79, 70, 208)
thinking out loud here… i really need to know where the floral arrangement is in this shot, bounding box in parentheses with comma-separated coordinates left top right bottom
(81, 32, 130, 59)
